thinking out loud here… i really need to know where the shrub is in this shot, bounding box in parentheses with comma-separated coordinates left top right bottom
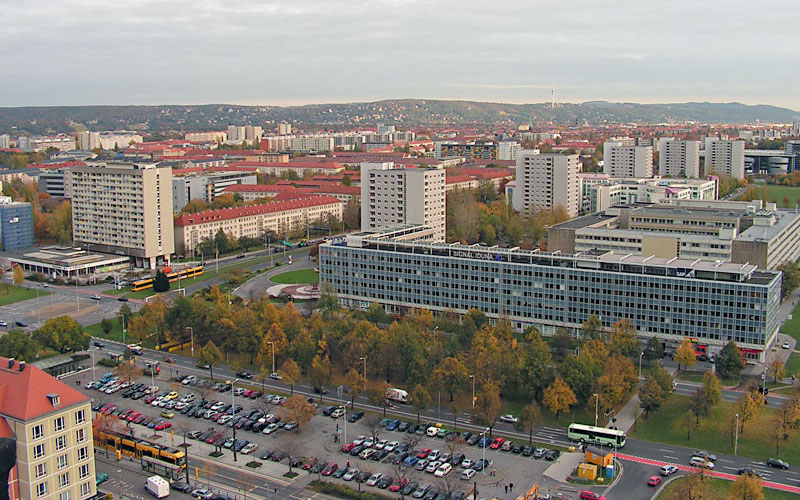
(98, 358, 120, 368)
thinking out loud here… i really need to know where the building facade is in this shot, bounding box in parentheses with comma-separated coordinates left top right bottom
(320, 230, 781, 362)
(513, 151, 580, 217)
(171, 171, 257, 213)
(705, 138, 745, 179)
(603, 142, 654, 178)
(0, 357, 96, 500)
(18, 136, 75, 153)
(658, 138, 700, 178)
(70, 162, 174, 269)
(360, 162, 446, 242)
(0, 200, 34, 251)
(173, 196, 343, 255)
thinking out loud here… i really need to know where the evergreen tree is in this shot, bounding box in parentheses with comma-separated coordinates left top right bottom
(152, 269, 171, 292)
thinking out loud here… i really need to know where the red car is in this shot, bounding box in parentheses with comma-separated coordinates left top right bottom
(243, 390, 253, 398)
(417, 448, 432, 459)
(301, 457, 318, 471)
(321, 463, 338, 476)
(579, 491, 606, 500)
(249, 391, 262, 399)
(341, 443, 356, 453)
(389, 478, 408, 492)
(154, 421, 171, 431)
(102, 405, 117, 415)
(647, 476, 662, 487)
(489, 438, 505, 450)
(126, 411, 142, 422)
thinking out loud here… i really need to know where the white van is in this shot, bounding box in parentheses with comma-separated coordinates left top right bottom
(426, 426, 439, 437)
(145, 476, 169, 498)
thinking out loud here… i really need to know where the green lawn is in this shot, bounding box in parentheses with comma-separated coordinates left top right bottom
(658, 475, 798, 499)
(0, 285, 49, 306)
(631, 392, 800, 464)
(270, 269, 319, 285)
(676, 370, 740, 387)
(780, 300, 800, 343)
(763, 185, 800, 208)
(784, 352, 800, 378)
(84, 318, 129, 343)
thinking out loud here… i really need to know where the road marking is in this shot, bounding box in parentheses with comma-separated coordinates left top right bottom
(658, 448, 676, 453)
(664, 456, 679, 461)
(718, 459, 733, 463)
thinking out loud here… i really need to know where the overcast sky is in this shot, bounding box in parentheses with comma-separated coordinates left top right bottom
(2, 0, 798, 109)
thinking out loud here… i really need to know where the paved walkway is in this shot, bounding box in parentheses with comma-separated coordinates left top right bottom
(612, 365, 679, 433)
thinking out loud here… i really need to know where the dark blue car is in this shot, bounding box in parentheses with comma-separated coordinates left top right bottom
(477, 437, 491, 448)
(386, 419, 401, 431)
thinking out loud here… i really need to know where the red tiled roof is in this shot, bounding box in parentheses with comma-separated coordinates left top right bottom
(0, 356, 90, 422)
(174, 195, 342, 227)
(451, 168, 514, 179)
(445, 175, 475, 184)
(230, 161, 344, 170)
(222, 184, 299, 193)
(311, 186, 360, 195)
(0, 414, 13, 438)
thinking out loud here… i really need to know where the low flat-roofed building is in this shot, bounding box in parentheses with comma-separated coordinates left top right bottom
(7, 246, 130, 280)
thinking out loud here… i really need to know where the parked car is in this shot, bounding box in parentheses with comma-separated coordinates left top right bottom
(460, 469, 476, 481)
(342, 469, 359, 481)
(545, 449, 560, 461)
(579, 491, 606, 500)
(366, 473, 383, 486)
(321, 463, 338, 476)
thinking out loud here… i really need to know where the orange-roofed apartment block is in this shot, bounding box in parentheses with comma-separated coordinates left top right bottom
(0, 357, 95, 500)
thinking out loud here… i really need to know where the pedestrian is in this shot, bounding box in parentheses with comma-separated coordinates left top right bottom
(505, 485, 508, 495)
(347, 460, 350, 468)
(510, 483, 513, 492)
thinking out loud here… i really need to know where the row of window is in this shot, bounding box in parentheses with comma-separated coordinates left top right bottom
(31, 411, 85, 440)
(36, 481, 92, 499)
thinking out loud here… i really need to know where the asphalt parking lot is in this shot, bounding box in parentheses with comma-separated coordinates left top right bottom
(81, 371, 567, 500)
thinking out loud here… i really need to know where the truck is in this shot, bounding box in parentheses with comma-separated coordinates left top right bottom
(145, 476, 169, 498)
(385, 387, 408, 404)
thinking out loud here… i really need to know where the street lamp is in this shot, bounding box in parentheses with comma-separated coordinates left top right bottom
(638, 352, 644, 379)
(469, 375, 475, 409)
(480, 427, 489, 474)
(734, 413, 740, 455)
(267, 341, 276, 375)
(358, 357, 367, 393)
(593, 393, 599, 427)
(117, 313, 127, 345)
(90, 347, 98, 384)
(186, 327, 194, 356)
(232, 378, 240, 462)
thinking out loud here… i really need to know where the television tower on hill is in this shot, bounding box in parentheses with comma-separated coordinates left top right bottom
(551, 85, 555, 109)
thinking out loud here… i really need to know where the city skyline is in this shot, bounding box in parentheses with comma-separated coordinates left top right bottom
(2, 0, 798, 109)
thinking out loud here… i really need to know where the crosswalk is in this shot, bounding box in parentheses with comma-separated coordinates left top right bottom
(532, 426, 572, 447)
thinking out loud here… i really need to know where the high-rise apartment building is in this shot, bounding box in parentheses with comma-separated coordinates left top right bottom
(497, 142, 520, 161)
(658, 138, 700, 177)
(0, 199, 34, 250)
(277, 123, 292, 136)
(704, 138, 745, 179)
(0, 134, 11, 148)
(360, 162, 446, 242)
(71, 162, 174, 269)
(0, 357, 96, 500)
(603, 142, 654, 178)
(513, 151, 580, 217)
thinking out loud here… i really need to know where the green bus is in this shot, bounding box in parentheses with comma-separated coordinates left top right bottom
(567, 423, 626, 448)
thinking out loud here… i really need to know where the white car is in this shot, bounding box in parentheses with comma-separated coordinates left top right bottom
(499, 414, 519, 424)
(428, 449, 441, 461)
(374, 439, 389, 450)
(241, 443, 258, 455)
(461, 468, 476, 481)
(425, 461, 441, 473)
(352, 435, 367, 446)
(434, 463, 453, 477)
(218, 415, 233, 425)
(343, 469, 359, 481)
(330, 408, 345, 418)
(262, 423, 280, 435)
(782, 341, 791, 349)
(384, 441, 399, 452)
(363, 436, 375, 448)
(181, 376, 197, 386)
(360, 448, 377, 460)
(366, 473, 382, 487)
(461, 458, 474, 469)
(269, 372, 282, 380)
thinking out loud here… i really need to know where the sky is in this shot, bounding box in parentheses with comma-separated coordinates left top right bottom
(2, 0, 798, 109)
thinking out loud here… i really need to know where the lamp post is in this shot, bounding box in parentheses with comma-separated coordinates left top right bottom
(593, 393, 599, 427)
(638, 352, 644, 379)
(117, 313, 127, 345)
(734, 413, 740, 455)
(232, 378, 239, 462)
(90, 347, 97, 383)
(186, 327, 194, 356)
(480, 427, 489, 474)
(359, 356, 367, 393)
(469, 375, 475, 409)
(268, 341, 276, 375)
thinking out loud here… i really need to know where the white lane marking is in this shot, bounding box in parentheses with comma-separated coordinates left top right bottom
(664, 456, 679, 460)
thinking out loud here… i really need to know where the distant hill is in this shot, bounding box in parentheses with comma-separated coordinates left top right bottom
(1, 100, 798, 135)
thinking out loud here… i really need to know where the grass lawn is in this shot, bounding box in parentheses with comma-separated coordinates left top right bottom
(84, 318, 129, 343)
(762, 185, 800, 208)
(676, 370, 740, 387)
(270, 269, 319, 285)
(631, 392, 800, 464)
(0, 285, 49, 306)
(780, 300, 800, 343)
(785, 353, 800, 378)
(658, 475, 798, 499)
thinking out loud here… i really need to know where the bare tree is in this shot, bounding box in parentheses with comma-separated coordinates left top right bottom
(365, 416, 383, 442)
(276, 434, 306, 473)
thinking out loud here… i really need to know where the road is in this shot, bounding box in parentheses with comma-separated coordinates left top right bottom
(233, 252, 315, 302)
(88, 341, 800, 498)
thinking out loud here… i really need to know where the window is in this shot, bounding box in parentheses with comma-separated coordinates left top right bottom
(36, 482, 48, 497)
(58, 472, 69, 488)
(54, 417, 65, 432)
(60, 492, 71, 500)
(80, 483, 91, 498)
(76, 428, 86, 443)
(55, 435, 67, 450)
(78, 464, 90, 479)
(77, 447, 88, 461)
(57, 454, 68, 470)
(33, 444, 46, 459)
(32, 424, 44, 440)
(75, 409, 86, 424)
(35, 463, 47, 479)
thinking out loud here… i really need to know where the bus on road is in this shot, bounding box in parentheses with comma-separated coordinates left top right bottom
(567, 423, 626, 448)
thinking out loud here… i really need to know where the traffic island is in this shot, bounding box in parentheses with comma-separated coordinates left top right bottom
(246, 461, 261, 468)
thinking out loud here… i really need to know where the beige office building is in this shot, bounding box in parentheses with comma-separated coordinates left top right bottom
(360, 162, 446, 242)
(513, 151, 580, 217)
(0, 357, 95, 500)
(70, 162, 174, 269)
(705, 138, 745, 179)
(603, 142, 654, 178)
(658, 138, 700, 178)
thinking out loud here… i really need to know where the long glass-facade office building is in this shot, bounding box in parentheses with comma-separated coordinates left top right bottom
(320, 228, 782, 362)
